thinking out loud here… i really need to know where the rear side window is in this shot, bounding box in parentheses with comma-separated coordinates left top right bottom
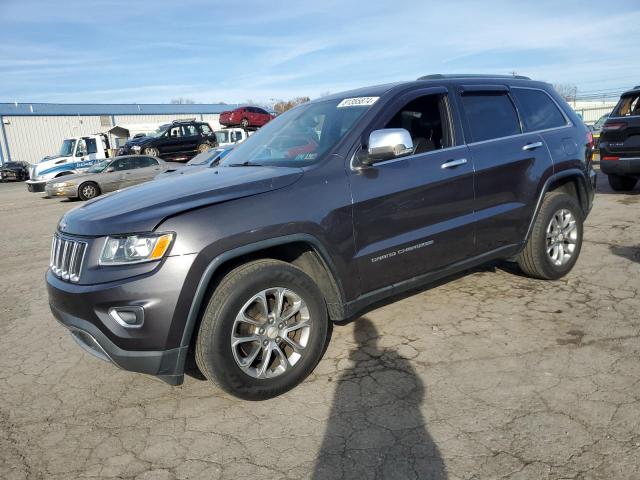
(136, 157, 158, 168)
(512, 88, 566, 131)
(461, 93, 520, 142)
(85, 138, 98, 154)
(613, 94, 640, 117)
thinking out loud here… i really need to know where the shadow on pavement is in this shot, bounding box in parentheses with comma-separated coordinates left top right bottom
(312, 318, 447, 480)
(610, 245, 640, 264)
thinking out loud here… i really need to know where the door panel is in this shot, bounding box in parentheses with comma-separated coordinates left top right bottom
(469, 133, 552, 253)
(350, 145, 475, 293)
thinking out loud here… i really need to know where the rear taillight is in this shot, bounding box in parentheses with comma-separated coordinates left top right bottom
(602, 156, 620, 161)
(602, 122, 627, 131)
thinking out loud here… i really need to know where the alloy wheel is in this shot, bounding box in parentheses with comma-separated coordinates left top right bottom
(230, 287, 311, 379)
(80, 184, 98, 199)
(546, 208, 578, 266)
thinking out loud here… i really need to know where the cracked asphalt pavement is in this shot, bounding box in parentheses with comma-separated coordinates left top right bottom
(1, 172, 639, 479)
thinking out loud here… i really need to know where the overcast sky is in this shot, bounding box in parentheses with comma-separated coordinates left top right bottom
(1, 0, 639, 104)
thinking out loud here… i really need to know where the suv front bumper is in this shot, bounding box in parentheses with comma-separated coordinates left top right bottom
(46, 254, 198, 385)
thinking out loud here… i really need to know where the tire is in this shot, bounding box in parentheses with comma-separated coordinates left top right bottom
(517, 192, 583, 280)
(195, 259, 329, 400)
(241, 117, 249, 129)
(78, 181, 101, 201)
(197, 143, 210, 153)
(608, 174, 637, 191)
(143, 147, 159, 157)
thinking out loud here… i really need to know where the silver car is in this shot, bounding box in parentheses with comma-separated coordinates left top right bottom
(45, 155, 170, 200)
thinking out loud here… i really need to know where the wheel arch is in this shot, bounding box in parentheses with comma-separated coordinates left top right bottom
(524, 169, 590, 244)
(179, 234, 345, 355)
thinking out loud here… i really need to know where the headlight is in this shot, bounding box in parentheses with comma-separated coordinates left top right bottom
(99, 233, 174, 265)
(52, 181, 72, 188)
(131, 145, 142, 152)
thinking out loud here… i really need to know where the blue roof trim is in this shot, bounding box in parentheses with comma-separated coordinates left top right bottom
(0, 103, 240, 116)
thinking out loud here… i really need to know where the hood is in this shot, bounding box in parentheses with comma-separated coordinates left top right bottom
(59, 166, 304, 236)
(0, 164, 25, 172)
(33, 156, 73, 176)
(125, 135, 155, 147)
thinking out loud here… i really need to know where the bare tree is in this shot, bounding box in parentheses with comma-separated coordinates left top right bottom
(170, 97, 197, 104)
(272, 96, 311, 114)
(553, 84, 578, 103)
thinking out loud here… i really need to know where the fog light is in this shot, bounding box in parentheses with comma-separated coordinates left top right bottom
(109, 306, 144, 328)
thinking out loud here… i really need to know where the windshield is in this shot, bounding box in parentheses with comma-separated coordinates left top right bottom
(219, 98, 373, 167)
(146, 125, 170, 138)
(186, 148, 231, 166)
(59, 139, 76, 157)
(215, 131, 229, 143)
(86, 160, 109, 173)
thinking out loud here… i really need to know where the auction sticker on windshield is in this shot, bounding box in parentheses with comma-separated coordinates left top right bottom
(337, 97, 379, 108)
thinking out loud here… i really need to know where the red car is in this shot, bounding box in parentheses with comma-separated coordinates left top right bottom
(219, 106, 274, 129)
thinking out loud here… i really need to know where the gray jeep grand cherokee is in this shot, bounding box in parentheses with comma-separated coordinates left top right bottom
(47, 75, 596, 400)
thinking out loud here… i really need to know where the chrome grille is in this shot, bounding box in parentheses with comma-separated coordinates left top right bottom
(50, 234, 87, 282)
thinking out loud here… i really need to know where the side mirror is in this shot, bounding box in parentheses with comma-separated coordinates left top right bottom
(105, 167, 115, 173)
(76, 151, 84, 157)
(359, 128, 414, 166)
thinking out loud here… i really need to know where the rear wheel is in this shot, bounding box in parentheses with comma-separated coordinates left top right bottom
(78, 182, 100, 201)
(195, 259, 329, 400)
(517, 192, 583, 280)
(143, 147, 159, 157)
(608, 174, 637, 191)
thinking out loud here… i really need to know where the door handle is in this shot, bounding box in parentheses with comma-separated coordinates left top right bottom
(522, 141, 543, 151)
(441, 158, 468, 169)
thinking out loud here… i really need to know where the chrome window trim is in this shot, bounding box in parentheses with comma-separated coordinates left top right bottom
(465, 124, 573, 147)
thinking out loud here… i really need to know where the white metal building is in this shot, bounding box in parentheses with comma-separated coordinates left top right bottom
(0, 103, 237, 165)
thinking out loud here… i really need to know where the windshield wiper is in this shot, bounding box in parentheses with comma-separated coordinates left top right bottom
(228, 161, 263, 167)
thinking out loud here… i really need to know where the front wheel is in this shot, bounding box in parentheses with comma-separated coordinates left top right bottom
(78, 181, 101, 201)
(143, 147, 159, 157)
(195, 259, 329, 400)
(608, 174, 637, 191)
(517, 192, 583, 280)
(197, 143, 210, 153)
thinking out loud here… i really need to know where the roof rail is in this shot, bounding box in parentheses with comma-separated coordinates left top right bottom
(171, 118, 197, 124)
(417, 74, 531, 81)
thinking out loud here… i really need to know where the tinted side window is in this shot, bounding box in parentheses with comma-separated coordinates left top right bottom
(461, 93, 520, 142)
(85, 138, 98, 154)
(512, 88, 566, 131)
(136, 157, 157, 168)
(113, 158, 133, 171)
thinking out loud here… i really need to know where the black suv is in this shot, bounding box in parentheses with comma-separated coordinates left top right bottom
(47, 75, 596, 400)
(118, 119, 217, 161)
(599, 86, 640, 191)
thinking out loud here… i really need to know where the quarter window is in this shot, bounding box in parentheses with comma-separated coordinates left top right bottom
(512, 88, 566, 131)
(461, 93, 520, 142)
